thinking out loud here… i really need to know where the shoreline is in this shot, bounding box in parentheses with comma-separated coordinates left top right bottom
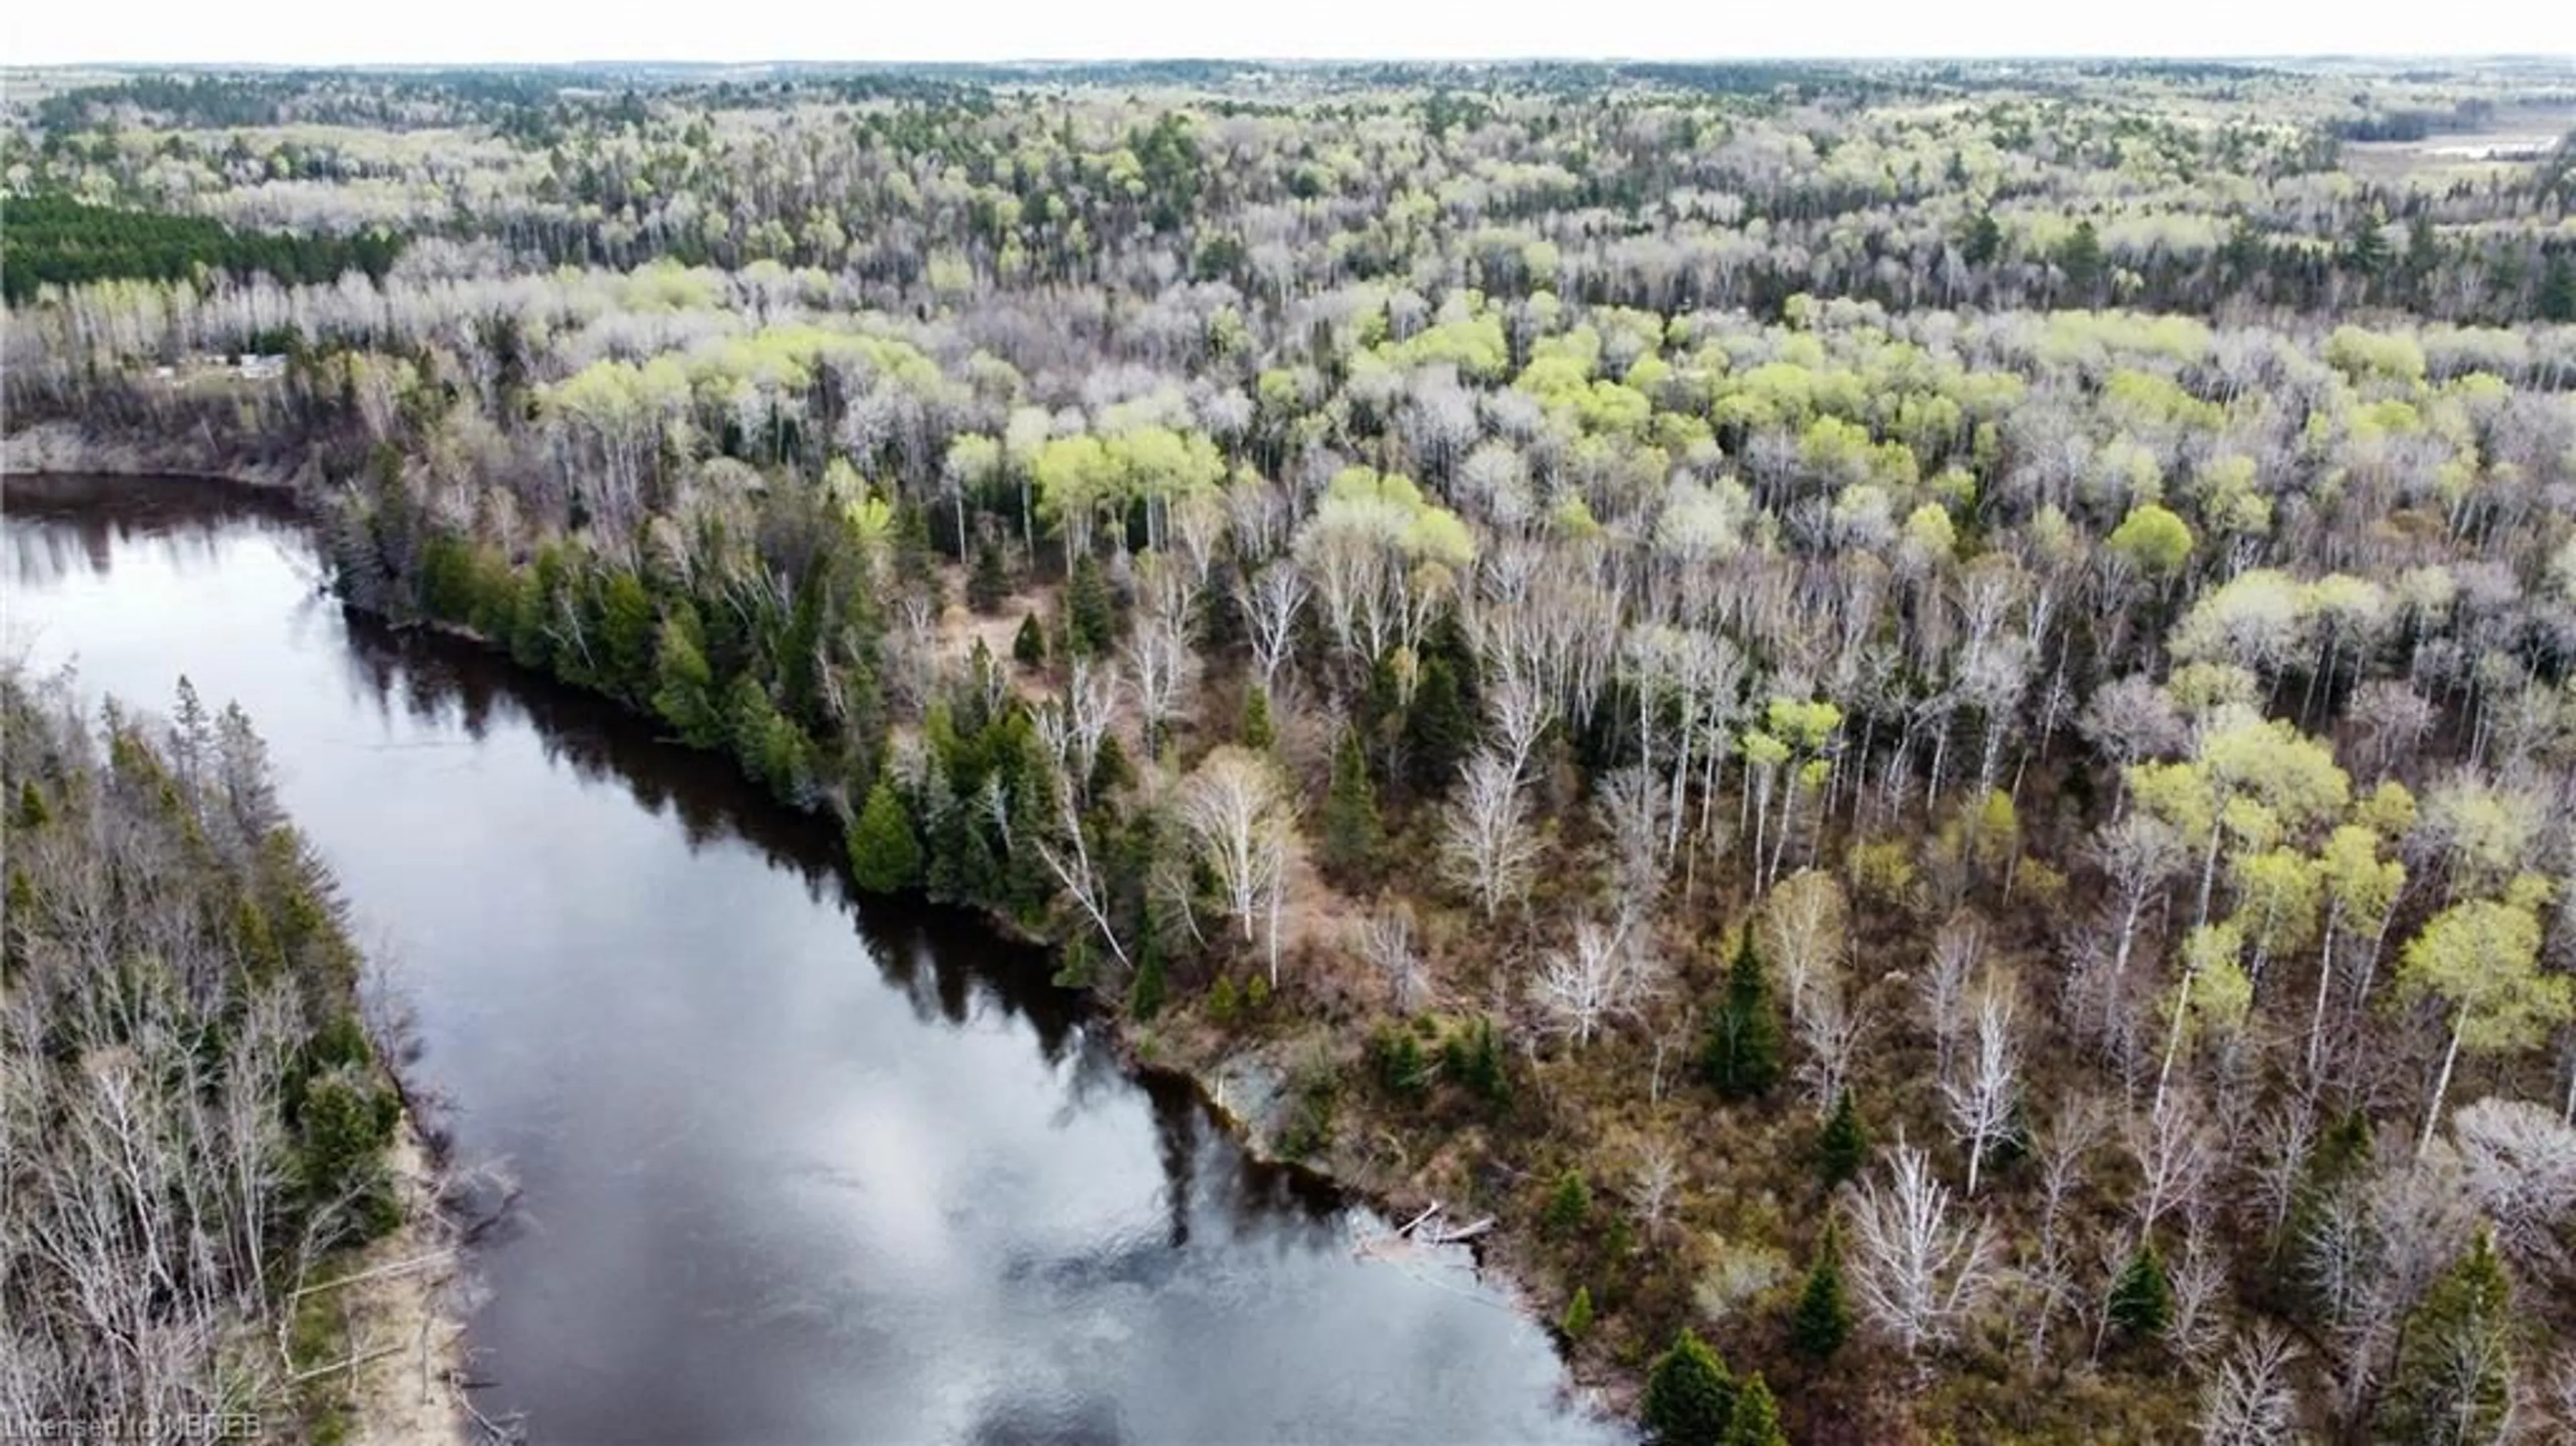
(1, 423, 315, 490)
(1, 451, 1625, 1436)
(337, 1118, 474, 1446)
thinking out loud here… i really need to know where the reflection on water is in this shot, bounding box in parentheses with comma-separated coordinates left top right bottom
(2, 474, 1617, 1446)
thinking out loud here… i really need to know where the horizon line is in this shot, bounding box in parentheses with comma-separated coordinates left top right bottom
(12, 51, 2574, 70)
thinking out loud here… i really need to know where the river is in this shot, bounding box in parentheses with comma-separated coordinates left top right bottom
(1, 474, 1617, 1445)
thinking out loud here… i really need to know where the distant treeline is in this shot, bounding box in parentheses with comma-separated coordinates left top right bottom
(2327, 99, 2501, 142)
(1, 193, 402, 304)
(32, 69, 592, 132)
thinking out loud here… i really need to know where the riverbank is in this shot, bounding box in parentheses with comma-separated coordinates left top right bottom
(333, 1123, 472, 1446)
(2, 422, 317, 489)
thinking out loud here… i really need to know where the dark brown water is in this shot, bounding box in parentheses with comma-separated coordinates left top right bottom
(2, 475, 1617, 1446)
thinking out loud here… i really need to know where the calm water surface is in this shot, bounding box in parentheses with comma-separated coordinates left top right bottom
(1, 474, 1617, 1446)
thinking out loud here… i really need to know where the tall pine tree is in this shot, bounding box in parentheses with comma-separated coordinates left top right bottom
(967, 537, 1010, 614)
(1704, 930, 1783, 1100)
(1403, 655, 1472, 795)
(1560, 1284, 1595, 1341)
(1065, 552, 1117, 657)
(2108, 1241, 2173, 1340)
(1720, 1374, 1785, 1446)
(1817, 1087, 1869, 1186)
(1642, 1327, 1735, 1446)
(847, 777, 922, 894)
(1013, 611, 1047, 667)
(2381, 1228, 2516, 1446)
(1242, 685, 1276, 750)
(1791, 1221, 1852, 1360)
(1320, 728, 1383, 882)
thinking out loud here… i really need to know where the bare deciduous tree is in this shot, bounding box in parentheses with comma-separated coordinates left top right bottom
(1631, 1137, 1683, 1240)
(1234, 563, 1309, 698)
(1177, 746, 1294, 986)
(1922, 911, 1986, 1081)
(1593, 765, 1667, 907)
(1845, 1137, 2001, 1370)
(1943, 973, 2021, 1198)
(1439, 748, 1540, 921)
(1529, 918, 1660, 1049)
(1124, 608, 1197, 757)
(2198, 1325, 2303, 1446)
(1764, 869, 1849, 1027)
(2127, 1093, 2217, 1237)
(1357, 899, 1427, 1013)
(1794, 982, 1870, 1118)
(2167, 1220, 2231, 1364)
(2451, 1096, 2576, 1280)
(1487, 659, 1558, 789)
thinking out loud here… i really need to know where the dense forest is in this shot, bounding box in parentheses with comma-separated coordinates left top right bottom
(7, 58, 2576, 1443)
(0, 192, 403, 304)
(0, 670, 416, 1437)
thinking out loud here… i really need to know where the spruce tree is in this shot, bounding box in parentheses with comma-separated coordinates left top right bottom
(1959, 207, 2003, 266)
(1542, 1169, 1592, 1239)
(1720, 1374, 1785, 1446)
(2542, 255, 2576, 324)
(1065, 551, 1117, 657)
(1403, 654, 1472, 793)
(1790, 1222, 1852, 1361)
(1088, 731, 1134, 799)
(1817, 1088, 1868, 1186)
(894, 501, 939, 590)
(598, 569, 659, 702)
(1242, 685, 1276, 750)
(1642, 1327, 1735, 1446)
(847, 778, 922, 894)
(2382, 1229, 2515, 1446)
(935, 806, 1001, 907)
(1319, 729, 1383, 881)
(1371, 1024, 1431, 1100)
(1128, 928, 1168, 1021)
(2282, 1108, 2373, 1272)
(1442, 1014, 1509, 1104)
(1560, 1284, 1595, 1341)
(2108, 1241, 2174, 1340)
(2058, 219, 2106, 296)
(1013, 612, 1046, 667)
(967, 537, 1010, 614)
(651, 605, 720, 749)
(1704, 931, 1783, 1100)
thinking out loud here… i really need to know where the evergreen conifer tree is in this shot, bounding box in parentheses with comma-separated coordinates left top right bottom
(1242, 685, 1275, 750)
(1404, 655, 1472, 793)
(1720, 1374, 1785, 1446)
(2108, 1241, 2174, 1339)
(1542, 1169, 1592, 1239)
(1088, 731, 1134, 799)
(847, 777, 922, 894)
(1705, 931, 1783, 1099)
(1320, 728, 1383, 881)
(1560, 1284, 1595, 1341)
(2382, 1228, 2516, 1446)
(1642, 1327, 1735, 1446)
(1818, 1087, 1868, 1186)
(1128, 927, 1168, 1021)
(968, 537, 1010, 614)
(1791, 1221, 1853, 1361)
(1065, 551, 1117, 657)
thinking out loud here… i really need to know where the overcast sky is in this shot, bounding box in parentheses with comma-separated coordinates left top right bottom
(6, 0, 2569, 68)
